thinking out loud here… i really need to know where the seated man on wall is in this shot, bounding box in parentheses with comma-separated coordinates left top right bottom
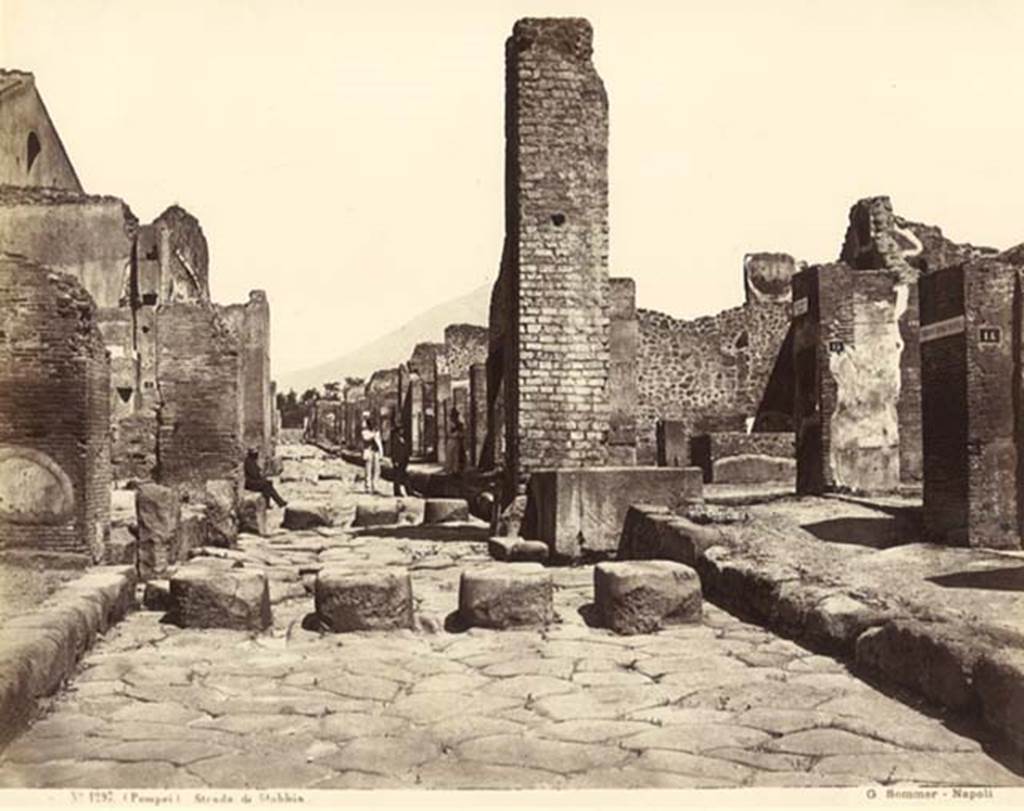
(244, 448, 287, 508)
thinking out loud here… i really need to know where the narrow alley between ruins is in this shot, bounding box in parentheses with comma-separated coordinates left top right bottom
(0, 441, 1019, 791)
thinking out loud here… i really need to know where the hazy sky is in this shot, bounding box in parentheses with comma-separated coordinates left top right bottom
(4, 0, 1024, 375)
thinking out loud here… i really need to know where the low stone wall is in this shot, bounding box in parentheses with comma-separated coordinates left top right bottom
(690, 431, 795, 484)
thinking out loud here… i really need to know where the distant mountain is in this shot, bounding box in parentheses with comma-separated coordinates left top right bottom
(277, 283, 491, 393)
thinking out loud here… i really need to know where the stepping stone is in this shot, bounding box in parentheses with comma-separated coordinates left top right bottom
(178, 505, 208, 562)
(423, 498, 469, 525)
(351, 499, 402, 528)
(136, 482, 180, 579)
(315, 567, 414, 631)
(488, 537, 549, 563)
(105, 524, 137, 566)
(168, 567, 271, 631)
(282, 502, 334, 530)
(459, 563, 553, 629)
(238, 493, 268, 536)
(594, 560, 702, 635)
(142, 580, 171, 612)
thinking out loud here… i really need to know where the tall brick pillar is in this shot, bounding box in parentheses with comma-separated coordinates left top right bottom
(469, 362, 487, 468)
(920, 260, 1023, 549)
(503, 17, 611, 493)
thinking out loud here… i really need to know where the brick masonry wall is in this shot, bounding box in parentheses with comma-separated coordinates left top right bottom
(608, 277, 638, 464)
(921, 261, 1022, 549)
(469, 362, 487, 467)
(154, 302, 242, 497)
(636, 300, 791, 465)
(0, 256, 110, 561)
(505, 17, 612, 485)
(218, 291, 273, 463)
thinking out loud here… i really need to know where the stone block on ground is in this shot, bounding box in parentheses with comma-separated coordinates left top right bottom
(423, 498, 470, 525)
(142, 580, 171, 612)
(594, 560, 702, 635)
(314, 567, 414, 631)
(712, 454, 796, 485)
(524, 467, 704, 560)
(459, 563, 553, 629)
(974, 649, 1024, 761)
(238, 492, 268, 536)
(494, 495, 527, 537)
(203, 479, 239, 548)
(178, 505, 207, 562)
(488, 537, 549, 563)
(282, 502, 334, 530)
(104, 524, 137, 566)
(351, 498, 403, 528)
(168, 567, 271, 631)
(135, 483, 181, 579)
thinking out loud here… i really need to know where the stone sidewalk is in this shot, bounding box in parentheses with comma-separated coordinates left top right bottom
(0, 446, 1021, 790)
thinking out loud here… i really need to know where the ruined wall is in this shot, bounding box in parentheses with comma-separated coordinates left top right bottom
(792, 263, 912, 495)
(636, 300, 792, 464)
(502, 17, 612, 488)
(469, 363, 487, 468)
(920, 261, 1022, 549)
(367, 367, 401, 453)
(0, 186, 136, 309)
(153, 205, 210, 303)
(0, 255, 110, 562)
(155, 303, 242, 496)
(218, 291, 273, 462)
(745, 253, 799, 304)
(689, 431, 795, 484)
(0, 71, 82, 191)
(444, 324, 488, 382)
(409, 342, 443, 458)
(608, 277, 638, 464)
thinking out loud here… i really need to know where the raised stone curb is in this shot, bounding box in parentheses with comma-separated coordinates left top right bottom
(459, 563, 553, 629)
(594, 560, 702, 634)
(423, 498, 469, 525)
(488, 537, 549, 563)
(168, 567, 271, 631)
(619, 503, 1024, 764)
(0, 565, 137, 745)
(314, 567, 414, 631)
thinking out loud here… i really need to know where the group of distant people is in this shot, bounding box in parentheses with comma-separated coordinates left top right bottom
(243, 407, 468, 507)
(359, 407, 465, 496)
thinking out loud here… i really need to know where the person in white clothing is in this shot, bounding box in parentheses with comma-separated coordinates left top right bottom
(360, 415, 384, 494)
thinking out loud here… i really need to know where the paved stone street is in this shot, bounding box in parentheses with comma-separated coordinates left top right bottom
(0, 446, 1021, 791)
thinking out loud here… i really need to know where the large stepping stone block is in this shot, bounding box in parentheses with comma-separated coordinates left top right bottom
(238, 492, 268, 536)
(315, 567, 414, 631)
(423, 498, 469, 525)
(488, 537, 549, 563)
(459, 563, 553, 629)
(282, 502, 334, 530)
(136, 483, 181, 579)
(203, 479, 239, 548)
(524, 467, 704, 561)
(168, 567, 271, 631)
(594, 560, 702, 635)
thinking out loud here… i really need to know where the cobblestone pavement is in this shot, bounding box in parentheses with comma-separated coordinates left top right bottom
(1, 447, 1021, 790)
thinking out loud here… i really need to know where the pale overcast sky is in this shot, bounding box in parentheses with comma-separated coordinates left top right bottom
(3, 0, 1024, 374)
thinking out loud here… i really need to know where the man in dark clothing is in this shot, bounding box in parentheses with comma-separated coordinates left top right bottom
(244, 448, 287, 508)
(390, 422, 411, 497)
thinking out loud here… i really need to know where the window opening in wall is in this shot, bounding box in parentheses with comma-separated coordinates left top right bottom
(116, 387, 133, 404)
(735, 330, 749, 349)
(141, 293, 158, 306)
(141, 326, 150, 334)
(551, 213, 566, 227)
(26, 132, 41, 172)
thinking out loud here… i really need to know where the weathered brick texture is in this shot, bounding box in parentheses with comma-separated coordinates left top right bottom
(218, 291, 273, 463)
(499, 17, 612, 490)
(155, 303, 242, 497)
(920, 260, 1023, 549)
(0, 255, 110, 561)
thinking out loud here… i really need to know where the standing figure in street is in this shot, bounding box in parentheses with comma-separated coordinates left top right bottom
(449, 406, 466, 476)
(390, 421, 410, 496)
(361, 414, 384, 494)
(244, 448, 287, 508)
